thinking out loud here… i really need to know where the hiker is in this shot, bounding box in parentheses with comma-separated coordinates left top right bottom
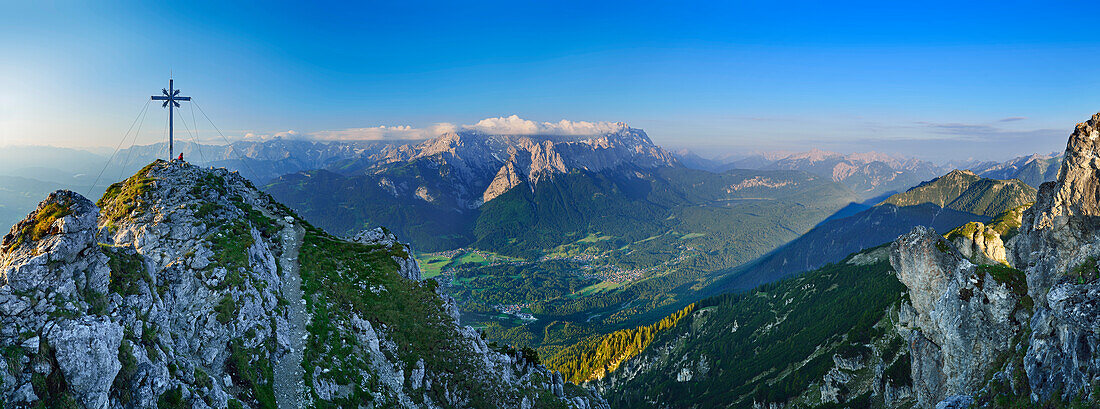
(177, 152, 184, 162)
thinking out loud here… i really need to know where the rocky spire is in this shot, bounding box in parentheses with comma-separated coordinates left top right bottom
(1011, 112, 1100, 305)
(1004, 112, 1100, 401)
(891, 113, 1100, 406)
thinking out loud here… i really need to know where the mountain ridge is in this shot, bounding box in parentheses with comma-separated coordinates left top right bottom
(0, 160, 608, 409)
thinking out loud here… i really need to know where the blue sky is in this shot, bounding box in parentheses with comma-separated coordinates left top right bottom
(2, 1, 1100, 161)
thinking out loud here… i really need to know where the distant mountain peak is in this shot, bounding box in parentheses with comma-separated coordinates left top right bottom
(881, 169, 1034, 217)
(941, 168, 979, 178)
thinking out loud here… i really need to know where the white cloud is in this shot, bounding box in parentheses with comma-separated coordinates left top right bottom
(464, 115, 626, 135)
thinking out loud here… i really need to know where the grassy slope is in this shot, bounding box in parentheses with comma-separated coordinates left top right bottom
(600, 250, 910, 408)
(297, 223, 581, 408)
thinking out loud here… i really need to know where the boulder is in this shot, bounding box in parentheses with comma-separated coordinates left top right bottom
(48, 317, 124, 409)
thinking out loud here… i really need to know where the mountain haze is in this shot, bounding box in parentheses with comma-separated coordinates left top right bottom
(968, 153, 1061, 188)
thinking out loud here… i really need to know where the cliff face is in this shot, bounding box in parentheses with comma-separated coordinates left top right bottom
(945, 222, 1008, 265)
(0, 160, 606, 409)
(1011, 113, 1100, 402)
(890, 113, 1100, 407)
(890, 227, 1025, 407)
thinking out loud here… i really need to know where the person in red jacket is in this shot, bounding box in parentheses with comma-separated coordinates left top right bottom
(177, 152, 184, 162)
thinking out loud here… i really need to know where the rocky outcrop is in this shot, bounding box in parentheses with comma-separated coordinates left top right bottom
(890, 226, 1023, 407)
(482, 157, 525, 203)
(1011, 114, 1100, 305)
(49, 317, 124, 409)
(888, 113, 1100, 407)
(1008, 113, 1100, 401)
(945, 222, 1007, 265)
(0, 160, 605, 409)
(0, 191, 123, 408)
(351, 227, 421, 281)
(1024, 282, 1100, 401)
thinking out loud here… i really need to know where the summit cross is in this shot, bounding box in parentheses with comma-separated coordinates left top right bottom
(151, 79, 191, 160)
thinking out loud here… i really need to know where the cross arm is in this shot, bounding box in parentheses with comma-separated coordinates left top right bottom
(151, 95, 169, 100)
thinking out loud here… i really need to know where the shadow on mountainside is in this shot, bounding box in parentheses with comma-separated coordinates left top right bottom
(700, 202, 989, 296)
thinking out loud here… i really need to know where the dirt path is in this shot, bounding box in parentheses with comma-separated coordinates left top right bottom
(274, 219, 308, 409)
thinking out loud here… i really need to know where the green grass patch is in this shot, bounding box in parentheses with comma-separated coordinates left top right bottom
(190, 172, 228, 196)
(216, 296, 237, 325)
(195, 202, 222, 219)
(415, 254, 451, 278)
(225, 340, 276, 409)
(1066, 257, 1100, 285)
(574, 280, 624, 297)
(578, 233, 613, 243)
(454, 251, 489, 266)
(208, 221, 255, 281)
(98, 162, 159, 227)
(158, 387, 186, 409)
(112, 341, 137, 404)
(229, 199, 281, 239)
(8, 197, 74, 250)
(101, 245, 150, 296)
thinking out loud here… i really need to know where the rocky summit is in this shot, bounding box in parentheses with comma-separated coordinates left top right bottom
(0, 160, 606, 408)
(889, 112, 1100, 407)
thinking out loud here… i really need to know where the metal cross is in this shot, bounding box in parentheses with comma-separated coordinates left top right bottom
(151, 79, 191, 160)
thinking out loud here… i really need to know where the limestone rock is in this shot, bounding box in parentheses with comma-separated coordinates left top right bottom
(351, 226, 397, 246)
(1008, 113, 1100, 401)
(351, 227, 421, 281)
(947, 222, 1007, 265)
(482, 158, 525, 203)
(48, 317, 124, 409)
(935, 395, 973, 409)
(890, 226, 1021, 407)
(1011, 113, 1100, 304)
(1023, 282, 1100, 401)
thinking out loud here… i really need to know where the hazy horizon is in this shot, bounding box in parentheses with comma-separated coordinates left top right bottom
(3, 1, 1096, 161)
(0, 127, 1067, 166)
